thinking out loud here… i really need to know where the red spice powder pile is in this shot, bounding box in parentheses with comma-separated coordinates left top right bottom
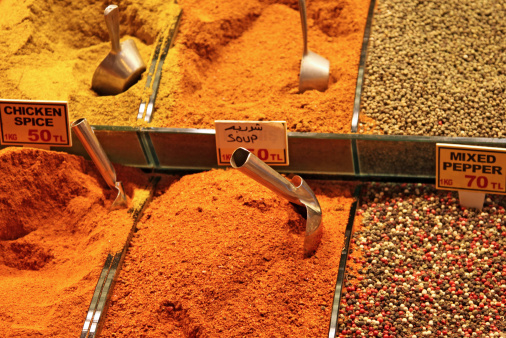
(0, 147, 148, 337)
(101, 169, 355, 337)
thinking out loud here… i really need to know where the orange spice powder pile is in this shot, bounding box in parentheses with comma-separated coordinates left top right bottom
(163, 0, 371, 132)
(100, 169, 355, 337)
(0, 147, 148, 337)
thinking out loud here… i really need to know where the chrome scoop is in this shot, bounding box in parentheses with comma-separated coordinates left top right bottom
(71, 118, 127, 209)
(231, 147, 323, 256)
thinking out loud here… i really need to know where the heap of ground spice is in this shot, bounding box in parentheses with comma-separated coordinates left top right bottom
(0, 0, 369, 132)
(162, 0, 370, 133)
(0, 0, 179, 126)
(338, 183, 506, 337)
(0, 147, 149, 337)
(100, 170, 355, 337)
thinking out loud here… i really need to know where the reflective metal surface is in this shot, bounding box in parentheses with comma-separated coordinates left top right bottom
(71, 118, 127, 209)
(137, 7, 182, 122)
(298, 0, 330, 93)
(91, 5, 146, 96)
(231, 147, 323, 256)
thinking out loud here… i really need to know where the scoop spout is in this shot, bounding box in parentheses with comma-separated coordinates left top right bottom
(231, 147, 323, 256)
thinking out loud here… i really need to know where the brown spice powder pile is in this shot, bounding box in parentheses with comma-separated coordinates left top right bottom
(0, 148, 148, 337)
(101, 170, 355, 337)
(0, 0, 179, 127)
(0, 0, 369, 132)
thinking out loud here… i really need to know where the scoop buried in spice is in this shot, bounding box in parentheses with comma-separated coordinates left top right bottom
(231, 147, 322, 256)
(298, 0, 330, 93)
(71, 118, 127, 209)
(91, 5, 146, 96)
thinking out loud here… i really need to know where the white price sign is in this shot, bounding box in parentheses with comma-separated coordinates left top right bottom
(215, 120, 289, 166)
(0, 100, 71, 147)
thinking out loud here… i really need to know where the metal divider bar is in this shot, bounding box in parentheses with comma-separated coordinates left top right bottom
(139, 8, 183, 122)
(80, 255, 114, 338)
(328, 184, 362, 338)
(352, 137, 360, 176)
(350, 0, 377, 133)
(86, 251, 123, 338)
(137, 130, 160, 168)
(79, 176, 161, 338)
(137, 24, 165, 120)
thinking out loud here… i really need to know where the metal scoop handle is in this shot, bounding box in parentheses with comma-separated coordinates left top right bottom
(71, 118, 127, 209)
(299, 0, 309, 56)
(231, 148, 302, 205)
(297, 0, 330, 93)
(105, 5, 121, 53)
(72, 118, 117, 188)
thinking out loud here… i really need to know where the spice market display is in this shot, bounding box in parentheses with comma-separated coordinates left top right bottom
(339, 183, 506, 337)
(99, 170, 356, 337)
(0, 148, 149, 337)
(2, 0, 506, 336)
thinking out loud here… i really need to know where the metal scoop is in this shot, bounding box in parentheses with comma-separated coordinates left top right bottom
(231, 147, 323, 256)
(298, 0, 330, 93)
(91, 5, 146, 96)
(71, 118, 127, 209)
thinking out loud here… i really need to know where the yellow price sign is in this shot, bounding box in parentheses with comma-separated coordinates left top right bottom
(436, 143, 506, 194)
(0, 100, 71, 147)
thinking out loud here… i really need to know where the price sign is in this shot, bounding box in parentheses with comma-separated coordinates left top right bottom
(215, 121, 288, 166)
(0, 100, 71, 147)
(436, 143, 506, 194)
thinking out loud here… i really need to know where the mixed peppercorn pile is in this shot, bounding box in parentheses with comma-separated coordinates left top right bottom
(339, 183, 506, 338)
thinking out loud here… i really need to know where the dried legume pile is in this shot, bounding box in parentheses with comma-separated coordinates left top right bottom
(338, 183, 506, 337)
(359, 0, 506, 137)
(100, 170, 355, 337)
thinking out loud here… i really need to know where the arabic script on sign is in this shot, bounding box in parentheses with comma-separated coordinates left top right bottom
(215, 120, 289, 166)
